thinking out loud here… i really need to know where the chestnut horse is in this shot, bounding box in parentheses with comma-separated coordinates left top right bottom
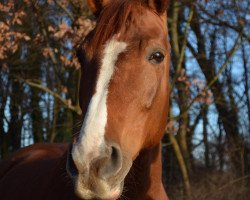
(0, 0, 170, 199)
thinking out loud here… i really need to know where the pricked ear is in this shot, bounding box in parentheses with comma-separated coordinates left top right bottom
(146, 0, 169, 14)
(87, 0, 111, 17)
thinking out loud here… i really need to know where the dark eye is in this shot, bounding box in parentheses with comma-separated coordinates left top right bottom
(148, 52, 165, 64)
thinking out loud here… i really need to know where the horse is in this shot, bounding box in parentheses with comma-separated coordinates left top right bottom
(0, 0, 170, 199)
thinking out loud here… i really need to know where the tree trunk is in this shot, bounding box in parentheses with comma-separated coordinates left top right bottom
(169, 132, 192, 199)
(49, 98, 58, 143)
(189, 7, 244, 174)
(202, 105, 210, 168)
(31, 88, 44, 143)
(7, 80, 23, 152)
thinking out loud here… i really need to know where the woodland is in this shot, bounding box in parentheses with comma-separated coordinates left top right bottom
(0, 0, 250, 199)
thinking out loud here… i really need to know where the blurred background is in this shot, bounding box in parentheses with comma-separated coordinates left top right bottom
(0, 0, 250, 199)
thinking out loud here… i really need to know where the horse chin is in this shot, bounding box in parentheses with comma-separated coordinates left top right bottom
(73, 177, 124, 200)
(70, 158, 132, 200)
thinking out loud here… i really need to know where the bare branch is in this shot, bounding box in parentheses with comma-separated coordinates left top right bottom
(18, 77, 82, 115)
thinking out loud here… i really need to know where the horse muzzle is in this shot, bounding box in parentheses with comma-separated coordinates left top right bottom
(66, 143, 132, 199)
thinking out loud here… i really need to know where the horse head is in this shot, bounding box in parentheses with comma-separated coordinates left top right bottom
(67, 0, 170, 199)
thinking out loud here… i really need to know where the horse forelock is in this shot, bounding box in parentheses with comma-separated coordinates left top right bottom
(88, 0, 154, 52)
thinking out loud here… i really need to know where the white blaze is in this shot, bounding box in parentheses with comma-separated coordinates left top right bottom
(72, 38, 127, 168)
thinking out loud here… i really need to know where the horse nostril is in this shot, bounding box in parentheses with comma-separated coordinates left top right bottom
(111, 145, 120, 166)
(95, 144, 122, 179)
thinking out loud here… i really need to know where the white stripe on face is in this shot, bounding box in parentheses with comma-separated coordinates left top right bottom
(72, 38, 127, 168)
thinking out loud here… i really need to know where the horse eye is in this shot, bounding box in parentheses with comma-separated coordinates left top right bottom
(148, 51, 165, 64)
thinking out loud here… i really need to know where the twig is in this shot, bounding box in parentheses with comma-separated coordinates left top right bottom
(198, 4, 250, 42)
(171, 33, 244, 121)
(204, 174, 250, 198)
(219, 174, 250, 191)
(54, 0, 74, 21)
(17, 77, 82, 115)
(207, 34, 242, 88)
(170, 6, 194, 92)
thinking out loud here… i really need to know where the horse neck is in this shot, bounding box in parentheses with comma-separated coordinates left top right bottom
(124, 143, 168, 200)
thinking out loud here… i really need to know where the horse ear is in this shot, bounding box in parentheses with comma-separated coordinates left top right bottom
(86, 0, 111, 17)
(146, 0, 170, 14)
